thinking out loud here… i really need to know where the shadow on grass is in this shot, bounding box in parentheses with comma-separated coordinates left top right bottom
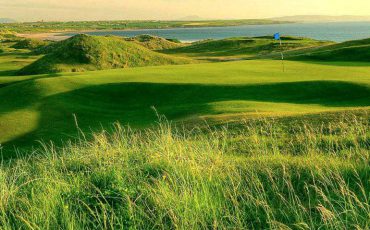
(0, 51, 35, 58)
(0, 70, 18, 76)
(0, 73, 63, 112)
(288, 60, 370, 67)
(2, 80, 370, 158)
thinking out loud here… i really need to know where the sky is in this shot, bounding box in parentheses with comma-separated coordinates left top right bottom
(2, 0, 370, 22)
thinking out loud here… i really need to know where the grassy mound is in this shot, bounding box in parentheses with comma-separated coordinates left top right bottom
(18, 34, 194, 75)
(163, 36, 332, 59)
(289, 38, 370, 62)
(33, 41, 58, 54)
(10, 38, 50, 50)
(125, 34, 185, 50)
(0, 116, 368, 229)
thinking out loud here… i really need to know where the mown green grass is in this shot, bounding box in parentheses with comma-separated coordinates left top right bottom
(1, 57, 369, 155)
(0, 116, 368, 229)
(0, 51, 41, 83)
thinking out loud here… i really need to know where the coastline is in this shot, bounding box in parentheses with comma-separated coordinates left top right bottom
(14, 21, 294, 41)
(15, 21, 370, 43)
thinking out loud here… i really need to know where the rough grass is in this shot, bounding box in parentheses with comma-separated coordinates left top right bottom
(162, 36, 332, 60)
(0, 30, 17, 40)
(10, 38, 50, 50)
(283, 38, 370, 62)
(32, 40, 64, 55)
(18, 34, 195, 75)
(0, 115, 368, 229)
(125, 35, 186, 50)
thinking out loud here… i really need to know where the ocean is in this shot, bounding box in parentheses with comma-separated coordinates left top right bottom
(65, 22, 370, 42)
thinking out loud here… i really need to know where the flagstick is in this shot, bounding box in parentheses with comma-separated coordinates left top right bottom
(279, 38, 285, 72)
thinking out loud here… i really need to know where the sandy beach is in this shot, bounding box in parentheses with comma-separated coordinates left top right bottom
(17, 32, 71, 41)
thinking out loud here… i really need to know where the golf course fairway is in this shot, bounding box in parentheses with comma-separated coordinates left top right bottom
(1, 58, 369, 153)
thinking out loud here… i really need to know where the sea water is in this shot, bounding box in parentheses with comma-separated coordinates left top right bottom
(66, 22, 370, 42)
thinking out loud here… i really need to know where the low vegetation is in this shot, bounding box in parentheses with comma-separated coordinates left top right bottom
(10, 38, 50, 50)
(18, 34, 194, 75)
(289, 38, 370, 62)
(0, 115, 368, 229)
(265, 38, 370, 62)
(0, 30, 16, 40)
(33, 41, 58, 54)
(125, 35, 185, 50)
(163, 36, 332, 60)
(0, 19, 290, 33)
(164, 35, 370, 62)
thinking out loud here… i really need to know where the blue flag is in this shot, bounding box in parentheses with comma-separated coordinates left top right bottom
(274, 33, 280, 40)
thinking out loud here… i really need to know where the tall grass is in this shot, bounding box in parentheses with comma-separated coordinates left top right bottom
(0, 114, 369, 229)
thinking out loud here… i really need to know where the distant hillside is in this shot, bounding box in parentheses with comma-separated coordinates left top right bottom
(0, 19, 291, 33)
(18, 34, 195, 75)
(272, 15, 370, 22)
(162, 36, 332, 59)
(125, 35, 185, 50)
(177, 15, 210, 21)
(0, 18, 16, 23)
(288, 38, 370, 62)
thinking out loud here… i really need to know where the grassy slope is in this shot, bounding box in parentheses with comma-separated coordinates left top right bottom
(1, 58, 370, 154)
(162, 36, 333, 60)
(0, 49, 41, 83)
(274, 38, 370, 62)
(18, 34, 195, 75)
